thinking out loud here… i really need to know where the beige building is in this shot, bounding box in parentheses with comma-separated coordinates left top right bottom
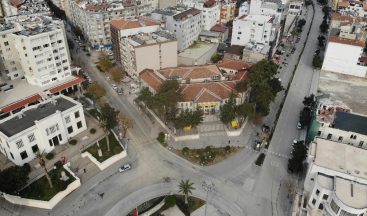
(68, 0, 158, 49)
(0, 16, 72, 86)
(111, 17, 177, 79)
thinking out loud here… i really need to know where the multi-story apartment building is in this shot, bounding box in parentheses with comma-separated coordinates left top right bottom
(111, 17, 177, 79)
(337, 0, 367, 17)
(1, 0, 50, 17)
(68, 0, 158, 49)
(179, 0, 220, 31)
(303, 138, 367, 216)
(0, 16, 72, 86)
(231, 14, 278, 47)
(220, 1, 236, 24)
(0, 95, 87, 166)
(151, 6, 202, 51)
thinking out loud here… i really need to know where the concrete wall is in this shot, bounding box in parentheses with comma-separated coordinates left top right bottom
(322, 42, 367, 77)
(3, 163, 81, 209)
(141, 199, 165, 216)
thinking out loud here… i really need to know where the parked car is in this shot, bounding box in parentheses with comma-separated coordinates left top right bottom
(105, 76, 111, 81)
(297, 122, 302, 129)
(117, 88, 123, 95)
(291, 48, 296, 54)
(119, 163, 131, 173)
(112, 84, 118, 90)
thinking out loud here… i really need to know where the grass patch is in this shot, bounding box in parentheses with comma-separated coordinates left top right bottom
(188, 41, 201, 49)
(19, 164, 75, 201)
(172, 146, 241, 166)
(84, 133, 123, 162)
(255, 153, 266, 166)
(69, 139, 77, 145)
(148, 195, 205, 216)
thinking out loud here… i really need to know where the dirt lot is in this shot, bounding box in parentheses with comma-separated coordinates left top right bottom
(319, 71, 367, 115)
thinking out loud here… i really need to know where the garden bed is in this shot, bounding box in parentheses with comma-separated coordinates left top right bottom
(84, 133, 123, 163)
(19, 163, 75, 201)
(172, 146, 241, 166)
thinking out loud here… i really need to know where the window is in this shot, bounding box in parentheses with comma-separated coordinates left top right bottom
(46, 128, 50, 135)
(318, 203, 323, 210)
(67, 126, 73, 134)
(31, 145, 39, 153)
(4, 41, 9, 46)
(20, 151, 28, 160)
(65, 116, 71, 123)
(75, 111, 80, 118)
(338, 136, 343, 142)
(330, 199, 340, 214)
(16, 140, 24, 149)
(311, 199, 316, 205)
(359, 141, 364, 147)
(327, 133, 332, 139)
(50, 125, 56, 133)
(10, 152, 14, 159)
(322, 194, 328, 200)
(58, 134, 62, 141)
(28, 134, 35, 142)
(77, 121, 83, 129)
(49, 139, 53, 147)
(316, 189, 320, 196)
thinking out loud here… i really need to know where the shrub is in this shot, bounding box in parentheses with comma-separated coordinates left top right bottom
(69, 139, 78, 145)
(164, 195, 176, 208)
(54, 161, 63, 169)
(157, 132, 165, 144)
(90, 128, 97, 134)
(255, 153, 266, 166)
(45, 152, 54, 160)
(225, 145, 231, 153)
(182, 147, 189, 155)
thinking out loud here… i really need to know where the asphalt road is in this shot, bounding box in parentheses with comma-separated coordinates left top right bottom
(0, 2, 322, 215)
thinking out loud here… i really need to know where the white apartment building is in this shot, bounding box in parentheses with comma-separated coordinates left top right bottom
(304, 138, 367, 216)
(111, 18, 177, 79)
(1, 0, 50, 17)
(337, 0, 367, 18)
(238, 1, 250, 17)
(231, 14, 277, 47)
(0, 95, 87, 166)
(0, 16, 72, 86)
(68, 0, 159, 49)
(179, 0, 220, 31)
(151, 6, 202, 51)
(249, 0, 283, 22)
(288, 0, 303, 15)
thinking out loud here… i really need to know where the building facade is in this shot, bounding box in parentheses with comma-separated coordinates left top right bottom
(151, 7, 202, 51)
(0, 95, 87, 166)
(220, 1, 236, 24)
(180, 0, 220, 31)
(0, 16, 72, 86)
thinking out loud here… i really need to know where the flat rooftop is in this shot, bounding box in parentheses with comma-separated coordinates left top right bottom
(0, 96, 76, 137)
(129, 31, 176, 46)
(314, 138, 367, 180)
(178, 42, 218, 60)
(0, 75, 78, 110)
(335, 177, 367, 209)
(333, 111, 367, 136)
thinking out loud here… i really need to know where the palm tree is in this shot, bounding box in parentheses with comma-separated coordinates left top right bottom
(36, 151, 53, 189)
(178, 179, 195, 205)
(99, 119, 111, 152)
(118, 113, 133, 138)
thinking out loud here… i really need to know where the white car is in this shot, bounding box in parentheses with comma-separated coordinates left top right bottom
(119, 163, 131, 173)
(293, 139, 298, 145)
(297, 122, 302, 129)
(105, 76, 111, 81)
(112, 84, 118, 90)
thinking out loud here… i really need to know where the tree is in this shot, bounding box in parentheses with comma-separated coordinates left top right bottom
(299, 107, 312, 126)
(178, 179, 195, 205)
(174, 109, 203, 129)
(137, 87, 154, 107)
(109, 67, 124, 83)
(211, 53, 222, 63)
(97, 54, 113, 72)
(87, 82, 106, 99)
(303, 94, 315, 107)
(322, 6, 330, 17)
(319, 20, 329, 33)
(317, 35, 326, 47)
(236, 103, 256, 119)
(155, 80, 182, 121)
(312, 55, 323, 69)
(36, 152, 53, 189)
(288, 141, 308, 173)
(220, 98, 237, 124)
(0, 164, 30, 194)
(118, 113, 133, 138)
(297, 19, 306, 29)
(99, 104, 119, 152)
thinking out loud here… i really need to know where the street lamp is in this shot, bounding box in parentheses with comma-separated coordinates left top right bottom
(202, 180, 215, 216)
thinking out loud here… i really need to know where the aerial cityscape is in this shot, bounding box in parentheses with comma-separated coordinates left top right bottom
(0, 0, 366, 215)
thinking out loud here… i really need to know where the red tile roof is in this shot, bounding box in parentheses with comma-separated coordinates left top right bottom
(10, 0, 23, 8)
(337, 0, 349, 8)
(210, 24, 227, 33)
(204, 0, 216, 8)
(1, 94, 42, 113)
(180, 82, 237, 103)
(85, 3, 111, 12)
(139, 69, 163, 92)
(49, 76, 85, 94)
(329, 36, 365, 47)
(217, 58, 253, 71)
(111, 17, 161, 30)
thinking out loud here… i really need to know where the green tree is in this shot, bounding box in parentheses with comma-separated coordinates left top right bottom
(220, 97, 237, 124)
(36, 152, 53, 189)
(99, 104, 119, 152)
(299, 107, 312, 126)
(319, 20, 329, 33)
(87, 82, 106, 99)
(288, 141, 308, 173)
(318, 35, 326, 47)
(178, 180, 195, 205)
(236, 103, 256, 119)
(174, 109, 203, 129)
(97, 54, 113, 72)
(109, 67, 124, 83)
(297, 19, 306, 28)
(137, 87, 154, 107)
(211, 53, 222, 63)
(303, 94, 315, 107)
(313, 55, 323, 68)
(155, 80, 181, 121)
(0, 164, 30, 194)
